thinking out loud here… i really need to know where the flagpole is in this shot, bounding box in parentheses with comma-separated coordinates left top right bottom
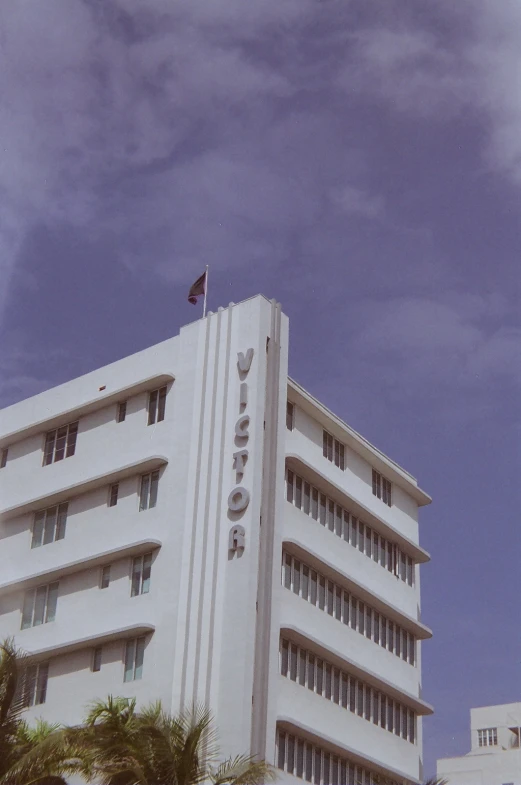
(203, 265, 209, 318)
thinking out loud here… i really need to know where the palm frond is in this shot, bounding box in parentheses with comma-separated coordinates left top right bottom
(210, 754, 277, 785)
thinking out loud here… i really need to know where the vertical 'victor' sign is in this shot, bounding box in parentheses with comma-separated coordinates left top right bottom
(227, 348, 254, 513)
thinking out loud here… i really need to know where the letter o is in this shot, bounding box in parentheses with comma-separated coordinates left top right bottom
(228, 486, 250, 512)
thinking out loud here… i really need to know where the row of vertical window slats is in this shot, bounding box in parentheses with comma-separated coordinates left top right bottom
(280, 639, 416, 743)
(323, 430, 346, 470)
(21, 582, 59, 629)
(276, 730, 402, 785)
(286, 469, 414, 587)
(282, 552, 416, 665)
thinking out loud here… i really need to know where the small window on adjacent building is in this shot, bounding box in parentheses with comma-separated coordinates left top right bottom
(131, 553, 152, 597)
(31, 503, 68, 548)
(124, 636, 145, 682)
(117, 401, 127, 423)
(139, 471, 159, 511)
(109, 483, 119, 507)
(147, 386, 167, 425)
(43, 421, 78, 465)
(19, 662, 49, 707)
(372, 469, 392, 507)
(478, 728, 498, 747)
(21, 583, 59, 629)
(322, 430, 345, 470)
(92, 646, 102, 672)
(286, 402, 294, 431)
(100, 565, 111, 589)
(0, 448, 7, 469)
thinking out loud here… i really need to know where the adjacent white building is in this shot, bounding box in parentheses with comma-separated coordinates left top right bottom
(437, 703, 521, 785)
(0, 295, 433, 784)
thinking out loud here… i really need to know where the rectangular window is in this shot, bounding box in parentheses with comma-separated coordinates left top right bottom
(323, 429, 345, 470)
(124, 636, 146, 682)
(372, 469, 392, 507)
(31, 503, 68, 548)
(478, 728, 498, 747)
(0, 448, 7, 468)
(286, 401, 294, 431)
(139, 471, 159, 510)
(21, 582, 59, 629)
(109, 483, 119, 507)
(100, 565, 111, 589)
(147, 386, 167, 425)
(92, 646, 102, 672)
(286, 470, 294, 504)
(131, 553, 152, 597)
(117, 401, 127, 423)
(20, 662, 49, 707)
(43, 421, 78, 465)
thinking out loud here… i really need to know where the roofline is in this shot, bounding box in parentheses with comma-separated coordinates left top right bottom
(288, 378, 432, 507)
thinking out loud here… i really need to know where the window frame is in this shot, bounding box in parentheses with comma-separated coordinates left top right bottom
(124, 636, 146, 682)
(147, 386, 167, 426)
(99, 565, 111, 589)
(117, 401, 127, 423)
(139, 471, 159, 511)
(109, 483, 119, 507)
(21, 582, 59, 629)
(322, 429, 345, 470)
(20, 662, 49, 707)
(92, 646, 103, 672)
(43, 421, 79, 466)
(131, 553, 153, 597)
(286, 401, 294, 431)
(372, 468, 392, 507)
(31, 503, 68, 548)
(0, 448, 7, 469)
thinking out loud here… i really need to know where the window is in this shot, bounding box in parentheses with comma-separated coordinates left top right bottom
(0, 448, 7, 469)
(19, 662, 49, 707)
(100, 565, 111, 589)
(117, 401, 127, 423)
(92, 647, 102, 672)
(147, 386, 167, 425)
(286, 401, 294, 431)
(276, 729, 396, 785)
(131, 553, 152, 596)
(139, 471, 159, 510)
(282, 551, 416, 665)
(43, 421, 78, 465)
(323, 430, 345, 470)
(21, 582, 59, 629)
(124, 636, 145, 682)
(285, 469, 415, 586)
(109, 483, 119, 507)
(372, 469, 392, 507)
(31, 503, 68, 548)
(478, 728, 498, 747)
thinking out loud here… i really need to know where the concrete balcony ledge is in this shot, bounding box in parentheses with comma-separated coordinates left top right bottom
(282, 538, 432, 640)
(0, 372, 174, 449)
(23, 622, 156, 662)
(0, 538, 162, 595)
(285, 454, 430, 564)
(280, 624, 433, 715)
(276, 716, 420, 785)
(0, 455, 168, 521)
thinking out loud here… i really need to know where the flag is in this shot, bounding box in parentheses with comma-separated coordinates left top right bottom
(188, 270, 206, 305)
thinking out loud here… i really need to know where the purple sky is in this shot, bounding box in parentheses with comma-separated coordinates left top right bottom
(1, 0, 520, 777)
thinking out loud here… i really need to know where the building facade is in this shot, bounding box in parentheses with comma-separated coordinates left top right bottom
(438, 703, 521, 785)
(0, 295, 432, 784)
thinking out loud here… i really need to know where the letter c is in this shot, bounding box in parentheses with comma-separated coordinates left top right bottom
(235, 415, 250, 438)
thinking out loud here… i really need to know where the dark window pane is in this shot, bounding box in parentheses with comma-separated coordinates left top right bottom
(148, 390, 158, 425)
(0, 448, 7, 469)
(149, 471, 159, 509)
(286, 471, 294, 503)
(157, 386, 167, 422)
(117, 401, 127, 423)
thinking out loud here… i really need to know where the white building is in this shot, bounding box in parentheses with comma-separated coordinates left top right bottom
(437, 703, 521, 785)
(0, 295, 433, 785)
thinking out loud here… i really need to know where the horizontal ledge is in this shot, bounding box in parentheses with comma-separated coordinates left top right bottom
(276, 718, 420, 785)
(24, 623, 156, 662)
(282, 539, 432, 640)
(0, 539, 162, 595)
(288, 378, 431, 508)
(0, 373, 175, 449)
(286, 455, 430, 564)
(0, 455, 168, 521)
(280, 625, 433, 715)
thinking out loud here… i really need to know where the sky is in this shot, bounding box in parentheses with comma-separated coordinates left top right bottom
(0, 0, 520, 778)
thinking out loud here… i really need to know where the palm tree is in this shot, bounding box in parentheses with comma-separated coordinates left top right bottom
(76, 695, 276, 785)
(0, 638, 89, 785)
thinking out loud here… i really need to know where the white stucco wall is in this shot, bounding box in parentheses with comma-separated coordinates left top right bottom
(0, 295, 431, 785)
